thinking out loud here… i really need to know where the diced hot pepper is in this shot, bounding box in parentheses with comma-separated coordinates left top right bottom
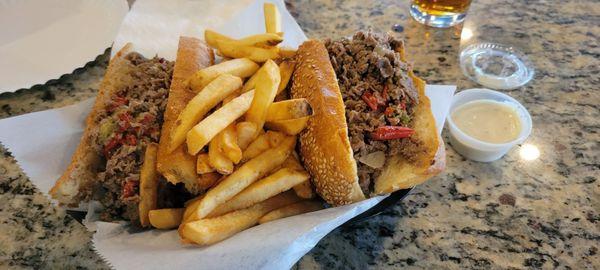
(140, 114, 155, 125)
(108, 96, 128, 112)
(103, 137, 120, 157)
(371, 126, 415, 140)
(114, 96, 128, 106)
(382, 85, 389, 101)
(400, 101, 406, 111)
(118, 113, 132, 131)
(122, 180, 138, 198)
(124, 134, 137, 146)
(384, 107, 395, 117)
(362, 92, 380, 111)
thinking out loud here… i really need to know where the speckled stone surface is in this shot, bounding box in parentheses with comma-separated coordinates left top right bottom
(0, 0, 598, 269)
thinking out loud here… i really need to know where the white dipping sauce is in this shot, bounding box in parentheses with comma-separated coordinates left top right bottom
(451, 100, 522, 144)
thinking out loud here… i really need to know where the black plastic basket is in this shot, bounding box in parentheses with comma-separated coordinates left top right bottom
(67, 188, 413, 226)
(343, 188, 413, 225)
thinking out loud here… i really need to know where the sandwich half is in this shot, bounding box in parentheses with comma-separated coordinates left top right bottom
(51, 37, 214, 223)
(291, 31, 444, 206)
(51, 44, 175, 222)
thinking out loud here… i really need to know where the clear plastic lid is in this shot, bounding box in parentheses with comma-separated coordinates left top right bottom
(459, 43, 535, 90)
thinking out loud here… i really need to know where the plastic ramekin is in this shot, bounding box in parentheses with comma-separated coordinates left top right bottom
(446, 88, 532, 162)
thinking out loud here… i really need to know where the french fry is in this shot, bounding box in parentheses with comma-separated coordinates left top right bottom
(238, 33, 284, 47)
(265, 116, 309, 135)
(188, 58, 259, 90)
(293, 180, 315, 199)
(265, 130, 286, 146)
(220, 124, 242, 164)
(149, 208, 184, 229)
(258, 200, 323, 224)
(242, 72, 258, 93)
(196, 153, 214, 174)
(181, 191, 300, 245)
(185, 195, 203, 208)
(282, 153, 304, 171)
(245, 60, 281, 135)
(207, 168, 309, 217)
(187, 90, 255, 155)
(236, 121, 258, 150)
(217, 42, 280, 63)
(188, 136, 296, 221)
(279, 47, 297, 58)
(265, 98, 312, 122)
(223, 90, 241, 104)
(196, 172, 221, 190)
(205, 30, 234, 48)
(209, 134, 234, 175)
(282, 154, 315, 199)
(242, 58, 292, 94)
(169, 74, 242, 152)
(205, 30, 283, 48)
(241, 133, 271, 162)
(242, 131, 285, 162)
(277, 60, 296, 95)
(139, 143, 159, 227)
(263, 3, 282, 34)
(183, 195, 204, 222)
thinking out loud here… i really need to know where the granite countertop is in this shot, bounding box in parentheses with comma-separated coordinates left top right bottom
(0, 0, 598, 269)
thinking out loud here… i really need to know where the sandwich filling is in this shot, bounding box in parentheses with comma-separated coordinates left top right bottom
(90, 52, 180, 222)
(325, 31, 422, 194)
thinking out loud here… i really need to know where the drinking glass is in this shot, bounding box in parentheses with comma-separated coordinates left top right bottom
(410, 0, 472, 28)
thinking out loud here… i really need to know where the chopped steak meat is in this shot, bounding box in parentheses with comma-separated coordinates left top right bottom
(91, 52, 175, 223)
(325, 31, 423, 195)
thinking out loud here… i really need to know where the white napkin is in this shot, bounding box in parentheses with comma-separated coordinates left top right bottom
(0, 0, 456, 269)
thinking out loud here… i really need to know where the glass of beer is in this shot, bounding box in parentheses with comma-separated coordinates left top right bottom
(410, 0, 472, 28)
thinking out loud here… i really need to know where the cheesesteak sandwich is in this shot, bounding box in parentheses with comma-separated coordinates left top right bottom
(291, 31, 444, 206)
(50, 38, 213, 223)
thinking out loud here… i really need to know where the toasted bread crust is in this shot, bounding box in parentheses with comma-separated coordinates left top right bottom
(156, 37, 214, 193)
(291, 40, 365, 206)
(50, 43, 134, 206)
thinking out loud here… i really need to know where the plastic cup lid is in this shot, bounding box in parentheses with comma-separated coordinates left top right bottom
(460, 43, 535, 90)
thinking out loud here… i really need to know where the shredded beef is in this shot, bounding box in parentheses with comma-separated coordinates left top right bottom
(325, 31, 422, 195)
(92, 52, 174, 222)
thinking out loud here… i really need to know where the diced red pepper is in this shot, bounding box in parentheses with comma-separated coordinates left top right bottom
(121, 180, 138, 198)
(384, 107, 395, 117)
(103, 137, 121, 157)
(399, 101, 406, 111)
(362, 92, 380, 111)
(114, 96, 128, 106)
(382, 85, 389, 101)
(140, 114, 155, 125)
(108, 96, 128, 112)
(371, 126, 415, 140)
(124, 134, 137, 146)
(118, 113, 132, 131)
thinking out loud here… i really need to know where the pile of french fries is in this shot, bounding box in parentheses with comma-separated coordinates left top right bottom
(138, 3, 323, 246)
